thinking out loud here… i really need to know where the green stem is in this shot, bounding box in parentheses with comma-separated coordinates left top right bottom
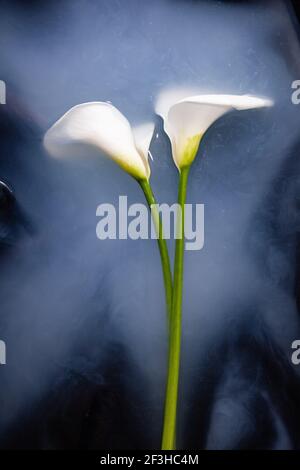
(139, 179, 173, 324)
(161, 166, 190, 450)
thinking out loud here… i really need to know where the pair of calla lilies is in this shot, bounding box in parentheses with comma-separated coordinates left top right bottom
(44, 88, 273, 450)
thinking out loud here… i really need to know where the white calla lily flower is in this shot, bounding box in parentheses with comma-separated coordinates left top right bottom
(155, 88, 273, 170)
(44, 102, 154, 181)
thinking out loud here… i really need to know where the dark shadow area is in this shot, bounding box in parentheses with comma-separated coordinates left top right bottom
(183, 316, 300, 449)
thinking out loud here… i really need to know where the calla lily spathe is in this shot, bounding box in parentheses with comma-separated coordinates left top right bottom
(44, 102, 154, 181)
(43, 100, 173, 324)
(155, 88, 273, 170)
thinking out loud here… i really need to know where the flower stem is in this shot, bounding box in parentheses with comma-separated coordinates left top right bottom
(161, 165, 190, 450)
(139, 179, 173, 324)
